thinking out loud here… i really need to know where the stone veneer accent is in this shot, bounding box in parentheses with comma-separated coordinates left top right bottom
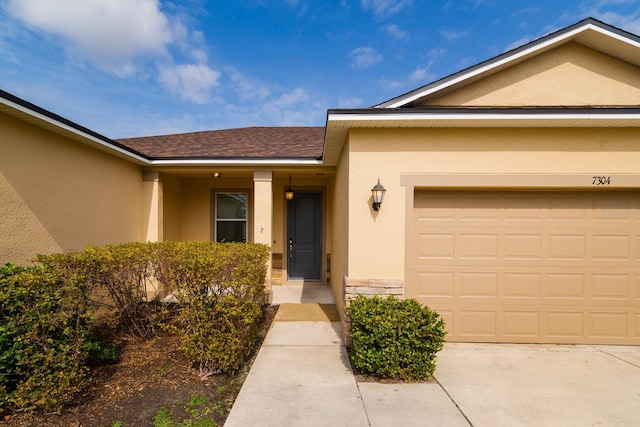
(341, 274, 404, 346)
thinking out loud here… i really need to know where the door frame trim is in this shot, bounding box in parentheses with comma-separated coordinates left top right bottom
(284, 188, 326, 284)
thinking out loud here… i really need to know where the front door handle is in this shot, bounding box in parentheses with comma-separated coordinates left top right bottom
(289, 238, 293, 259)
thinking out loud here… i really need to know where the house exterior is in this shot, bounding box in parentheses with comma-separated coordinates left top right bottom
(2, 18, 640, 345)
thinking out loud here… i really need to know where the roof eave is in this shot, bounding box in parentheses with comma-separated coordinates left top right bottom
(147, 158, 325, 167)
(0, 90, 151, 165)
(323, 108, 640, 165)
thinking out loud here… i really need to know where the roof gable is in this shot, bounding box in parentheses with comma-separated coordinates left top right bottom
(376, 18, 640, 109)
(420, 42, 640, 107)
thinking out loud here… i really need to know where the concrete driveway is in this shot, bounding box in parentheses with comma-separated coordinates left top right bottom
(363, 343, 640, 427)
(226, 286, 640, 426)
(442, 343, 640, 426)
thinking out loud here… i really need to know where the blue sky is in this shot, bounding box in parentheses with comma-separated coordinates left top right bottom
(1, 0, 640, 138)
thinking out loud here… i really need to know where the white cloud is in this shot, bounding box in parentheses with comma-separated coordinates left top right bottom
(273, 88, 310, 107)
(227, 67, 271, 101)
(428, 47, 447, 60)
(158, 64, 220, 104)
(350, 47, 383, 68)
(511, 7, 539, 17)
(6, 0, 173, 76)
(257, 88, 322, 126)
(440, 28, 470, 41)
(409, 65, 435, 83)
(361, 0, 412, 16)
(382, 24, 408, 40)
(559, 0, 640, 35)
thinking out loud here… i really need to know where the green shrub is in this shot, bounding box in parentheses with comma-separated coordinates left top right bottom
(35, 241, 270, 380)
(38, 243, 161, 338)
(157, 242, 269, 377)
(0, 241, 270, 412)
(347, 295, 446, 380)
(0, 263, 92, 411)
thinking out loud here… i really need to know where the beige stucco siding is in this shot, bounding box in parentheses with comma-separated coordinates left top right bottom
(331, 142, 350, 311)
(0, 113, 143, 264)
(162, 173, 183, 241)
(345, 127, 640, 281)
(180, 177, 252, 241)
(422, 43, 640, 107)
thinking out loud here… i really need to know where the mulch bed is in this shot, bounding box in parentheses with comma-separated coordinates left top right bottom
(2, 305, 278, 427)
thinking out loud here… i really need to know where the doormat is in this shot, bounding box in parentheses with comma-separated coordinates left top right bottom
(274, 303, 340, 322)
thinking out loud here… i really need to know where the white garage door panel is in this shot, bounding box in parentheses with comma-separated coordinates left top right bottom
(411, 191, 640, 344)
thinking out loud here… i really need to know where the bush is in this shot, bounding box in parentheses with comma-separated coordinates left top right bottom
(37, 243, 161, 338)
(347, 295, 446, 380)
(0, 241, 270, 412)
(0, 263, 92, 411)
(157, 242, 269, 378)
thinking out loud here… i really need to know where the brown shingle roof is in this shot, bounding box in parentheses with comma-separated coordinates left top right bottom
(116, 126, 325, 160)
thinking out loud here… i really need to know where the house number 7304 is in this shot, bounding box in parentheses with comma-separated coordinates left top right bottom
(592, 176, 611, 185)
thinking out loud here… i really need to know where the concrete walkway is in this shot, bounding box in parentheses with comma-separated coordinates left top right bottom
(225, 284, 640, 427)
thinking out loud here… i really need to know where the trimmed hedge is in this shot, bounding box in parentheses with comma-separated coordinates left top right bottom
(347, 295, 446, 380)
(40, 241, 270, 377)
(157, 242, 269, 377)
(0, 263, 92, 411)
(2, 241, 270, 411)
(38, 243, 161, 338)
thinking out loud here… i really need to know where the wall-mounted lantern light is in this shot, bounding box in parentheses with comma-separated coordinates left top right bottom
(285, 174, 295, 200)
(371, 178, 386, 211)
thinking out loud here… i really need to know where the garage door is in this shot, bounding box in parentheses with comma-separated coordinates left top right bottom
(410, 190, 640, 344)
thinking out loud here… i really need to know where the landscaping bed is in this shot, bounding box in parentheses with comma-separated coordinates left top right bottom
(2, 305, 277, 427)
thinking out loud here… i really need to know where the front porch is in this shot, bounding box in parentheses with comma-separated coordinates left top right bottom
(141, 169, 336, 289)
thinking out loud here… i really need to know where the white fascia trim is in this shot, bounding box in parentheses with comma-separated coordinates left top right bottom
(2, 97, 325, 167)
(328, 111, 640, 122)
(1, 96, 150, 164)
(381, 23, 627, 109)
(148, 158, 324, 166)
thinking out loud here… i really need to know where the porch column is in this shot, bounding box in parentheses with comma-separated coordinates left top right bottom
(142, 171, 163, 242)
(253, 170, 273, 281)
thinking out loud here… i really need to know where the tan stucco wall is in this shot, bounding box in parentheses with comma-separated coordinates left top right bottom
(162, 173, 183, 241)
(331, 142, 350, 311)
(272, 177, 286, 253)
(253, 171, 273, 247)
(345, 126, 640, 280)
(0, 113, 143, 265)
(180, 177, 252, 241)
(422, 43, 640, 107)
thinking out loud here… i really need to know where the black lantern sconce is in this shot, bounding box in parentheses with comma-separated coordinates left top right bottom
(371, 178, 386, 211)
(285, 174, 295, 200)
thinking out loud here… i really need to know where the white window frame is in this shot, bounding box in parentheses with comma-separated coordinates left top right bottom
(212, 191, 250, 243)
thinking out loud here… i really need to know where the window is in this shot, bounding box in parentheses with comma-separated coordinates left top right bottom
(214, 192, 248, 242)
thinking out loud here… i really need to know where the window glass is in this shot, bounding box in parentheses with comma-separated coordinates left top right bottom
(217, 194, 247, 219)
(216, 221, 247, 243)
(215, 193, 247, 242)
